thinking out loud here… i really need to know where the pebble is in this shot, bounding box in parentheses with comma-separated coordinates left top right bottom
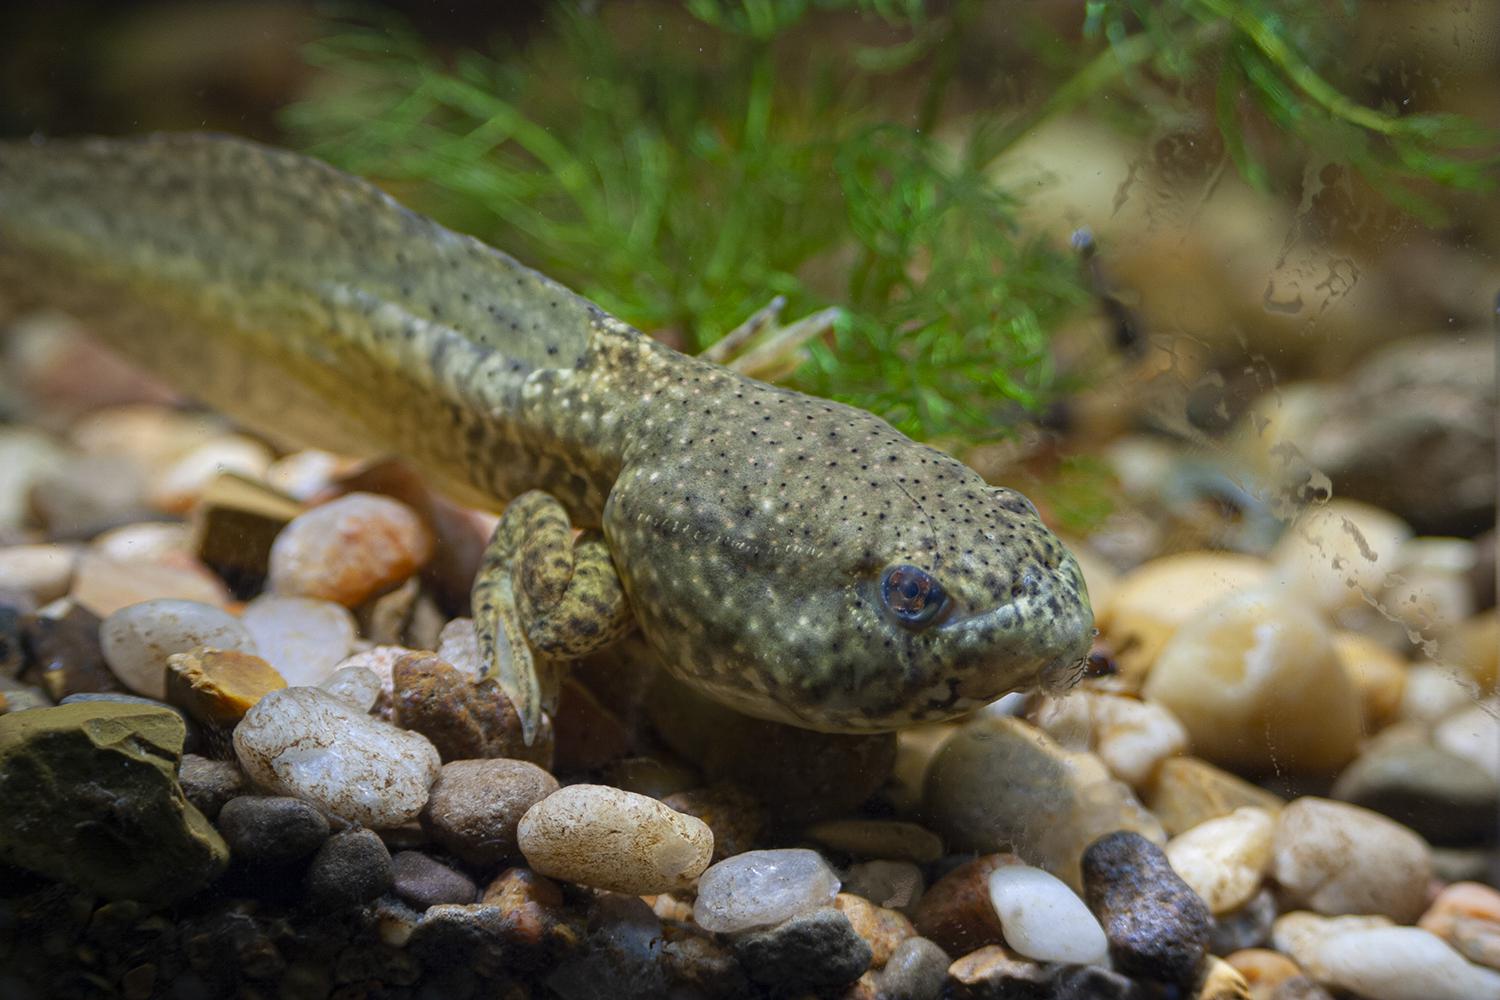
(0, 702, 228, 902)
(805, 819, 944, 864)
(661, 784, 766, 861)
(233, 685, 441, 828)
(434, 617, 485, 678)
(178, 753, 245, 819)
(420, 758, 559, 866)
(189, 472, 304, 585)
(924, 715, 1164, 889)
(0, 544, 77, 604)
(1331, 724, 1498, 845)
(1271, 797, 1432, 922)
(1313, 925, 1500, 1000)
(165, 648, 286, 726)
(1270, 500, 1411, 624)
(730, 907, 872, 992)
(1332, 631, 1408, 728)
(603, 754, 702, 800)
(888, 722, 959, 814)
(551, 676, 635, 773)
(391, 850, 477, 909)
(1082, 829, 1213, 985)
(265, 449, 356, 502)
(30, 454, 150, 534)
(478, 865, 580, 964)
(239, 595, 356, 687)
(693, 847, 841, 934)
(944, 944, 1051, 1000)
(1032, 689, 1189, 788)
(911, 854, 1015, 956)
(1053, 963, 1140, 999)
(267, 492, 434, 607)
(876, 936, 948, 1000)
(834, 892, 915, 966)
(100, 599, 257, 700)
(844, 859, 925, 913)
(1434, 699, 1500, 781)
(149, 435, 274, 513)
(318, 664, 382, 711)
(1224, 947, 1302, 997)
(1143, 590, 1362, 774)
(518, 783, 712, 895)
(1196, 956, 1253, 1000)
(1149, 756, 1285, 836)
(22, 600, 119, 701)
(986, 864, 1109, 964)
(71, 551, 230, 618)
(1210, 888, 1278, 954)
(92, 521, 191, 563)
(391, 650, 553, 767)
(1398, 662, 1478, 723)
(1165, 807, 1275, 914)
(305, 827, 394, 910)
(216, 795, 331, 864)
(0, 428, 67, 532)
(1420, 882, 1500, 970)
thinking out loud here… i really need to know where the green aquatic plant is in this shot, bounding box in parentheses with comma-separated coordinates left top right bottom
(285, 0, 1495, 444)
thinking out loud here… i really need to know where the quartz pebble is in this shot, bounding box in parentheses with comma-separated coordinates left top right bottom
(1082, 829, 1213, 986)
(1271, 797, 1432, 923)
(318, 664, 382, 711)
(421, 758, 559, 866)
(101, 599, 258, 699)
(986, 864, 1108, 965)
(240, 595, 356, 687)
(693, 848, 841, 934)
(1032, 690, 1190, 788)
(268, 492, 433, 607)
(1398, 663, 1478, 723)
(233, 685, 441, 828)
(518, 783, 712, 895)
(1313, 925, 1500, 1000)
(1165, 807, 1275, 914)
(1143, 590, 1362, 774)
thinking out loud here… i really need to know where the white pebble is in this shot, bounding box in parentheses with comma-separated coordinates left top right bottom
(986, 865, 1108, 965)
(0, 544, 77, 604)
(100, 598, 257, 699)
(1314, 925, 1500, 1000)
(1434, 701, 1500, 782)
(319, 665, 382, 712)
(233, 685, 440, 828)
(1164, 806, 1274, 914)
(240, 595, 357, 686)
(435, 618, 484, 679)
(693, 848, 841, 934)
(1272, 797, 1432, 923)
(518, 784, 713, 896)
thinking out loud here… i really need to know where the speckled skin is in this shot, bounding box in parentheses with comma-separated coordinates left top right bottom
(0, 133, 1094, 734)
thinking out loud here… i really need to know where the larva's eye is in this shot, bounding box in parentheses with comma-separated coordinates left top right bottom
(880, 564, 948, 629)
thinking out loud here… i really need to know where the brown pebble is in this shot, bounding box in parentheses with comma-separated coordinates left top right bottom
(911, 854, 1019, 957)
(479, 866, 580, 965)
(835, 892, 916, 968)
(267, 492, 433, 607)
(391, 651, 553, 767)
(1082, 829, 1212, 986)
(421, 758, 560, 866)
(661, 784, 766, 861)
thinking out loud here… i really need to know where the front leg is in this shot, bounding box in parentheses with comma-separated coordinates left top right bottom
(473, 491, 634, 744)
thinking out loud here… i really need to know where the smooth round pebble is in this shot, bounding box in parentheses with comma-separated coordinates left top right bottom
(693, 848, 841, 934)
(517, 783, 712, 895)
(391, 850, 477, 909)
(421, 758, 559, 866)
(986, 864, 1108, 965)
(1313, 925, 1500, 1000)
(1271, 797, 1432, 923)
(0, 544, 78, 604)
(319, 665, 383, 711)
(101, 599, 258, 699)
(306, 827, 393, 910)
(267, 492, 433, 607)
(233, 686, 441, 828)
(150, 435, 273, 513)
(876, 937, 949, 1000)
(240, 595, 356, 687)
(1271, 500, 1411, 621)
(1164, 806, 1275, 914)
(216, 795, 330, 864)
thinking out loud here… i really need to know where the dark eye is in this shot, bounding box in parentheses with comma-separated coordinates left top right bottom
(881, 564, 948, 629)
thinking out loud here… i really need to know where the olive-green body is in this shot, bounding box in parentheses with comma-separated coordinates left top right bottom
(0, 134, 1092, 731)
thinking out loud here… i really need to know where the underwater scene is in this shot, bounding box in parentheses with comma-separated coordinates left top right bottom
(0, 2, 1496, 998)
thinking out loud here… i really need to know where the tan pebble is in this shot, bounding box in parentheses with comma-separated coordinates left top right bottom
(149, 435, 273, 514)
(267, 492, 433, 606)
(0, 544, 78, 604)
(835, 893, 916, 968)
(517, 784, 712, 895)
(70, 404, 224, 471)
(92, 522, 191, 564)
(1272, 798, 1432, 923)
(1195, 955, 1251, 1000)
(805, 819, 944, 864)
(1332, 631, 1408, 728)
(72, 551, 230, 617)
(1382, 537, 1478, 642)
(165, 648, 286, 726)
(661, 784, 766, 862)
(1447, 611, 1498, 693)
(1314, 925, 1500, 1000)
(1420, 882, 1500, 970)
(1103, 551, 1270, 686)
(265, 449, 359, 503)
(1399, 662, 1480, 723)
(1032, 690, 1188, 788)
(1271, 910, 1394, 980)
(1144, 590, 1362, 774)
(1148, 756, 1285, 836)
(1270, 500, 1411, 624)
(1225, 948, 1303, 998)
(1165, 807, 1275, 914)
(910, 854, 1016, 956)
(945, 944, 1049, 997)
(646, 892, 695, 923)
(1434, 699, 1500, 781)
(888, 722, 959, 814)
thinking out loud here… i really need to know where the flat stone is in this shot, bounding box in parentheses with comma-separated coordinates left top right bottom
(305, 828, 393, 910)
(420, 758, 559, 866)
(165, 647, 286, 726)
(1082, 829, 1212, 986)
(731, 908, 872, 992)
(944, 944, 1051, 1000)
(150, 435, 273, 514)
(391, 850, 477, 909)
(72, 551, 231, 619)
(693, 847, 841, 934)
(0, 702, 227, 902)
(190, 472, 304, 590)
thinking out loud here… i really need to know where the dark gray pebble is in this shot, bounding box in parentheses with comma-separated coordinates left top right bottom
(217, 795, 330, 864)
(1209, 887, 1276, 955)
(877, 936, 949, 1000)
(305, 828, 392, 910)
(1052, 963, 1145, 1000)
(731, 907, 872, 992)
(178, 754, 244, 820)
(1082, 829, 1212, 986)
(391, 850, 477, 909)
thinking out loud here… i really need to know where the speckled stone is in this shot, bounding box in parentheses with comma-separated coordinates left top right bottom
(216, 795, 330, 864)
(731, 908, 872, 992)
(420, 758, 559, 866)
(391, 850, 477, 909)
(390, 651, 554, 768)
(178, 753, 244, 819)
(305, 828, 393, 910)
(876, 936, 949, 1000)
(661, 784, 766, 862)
(267, 492, 433, 607)
(1082, 829, 1213, 986)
